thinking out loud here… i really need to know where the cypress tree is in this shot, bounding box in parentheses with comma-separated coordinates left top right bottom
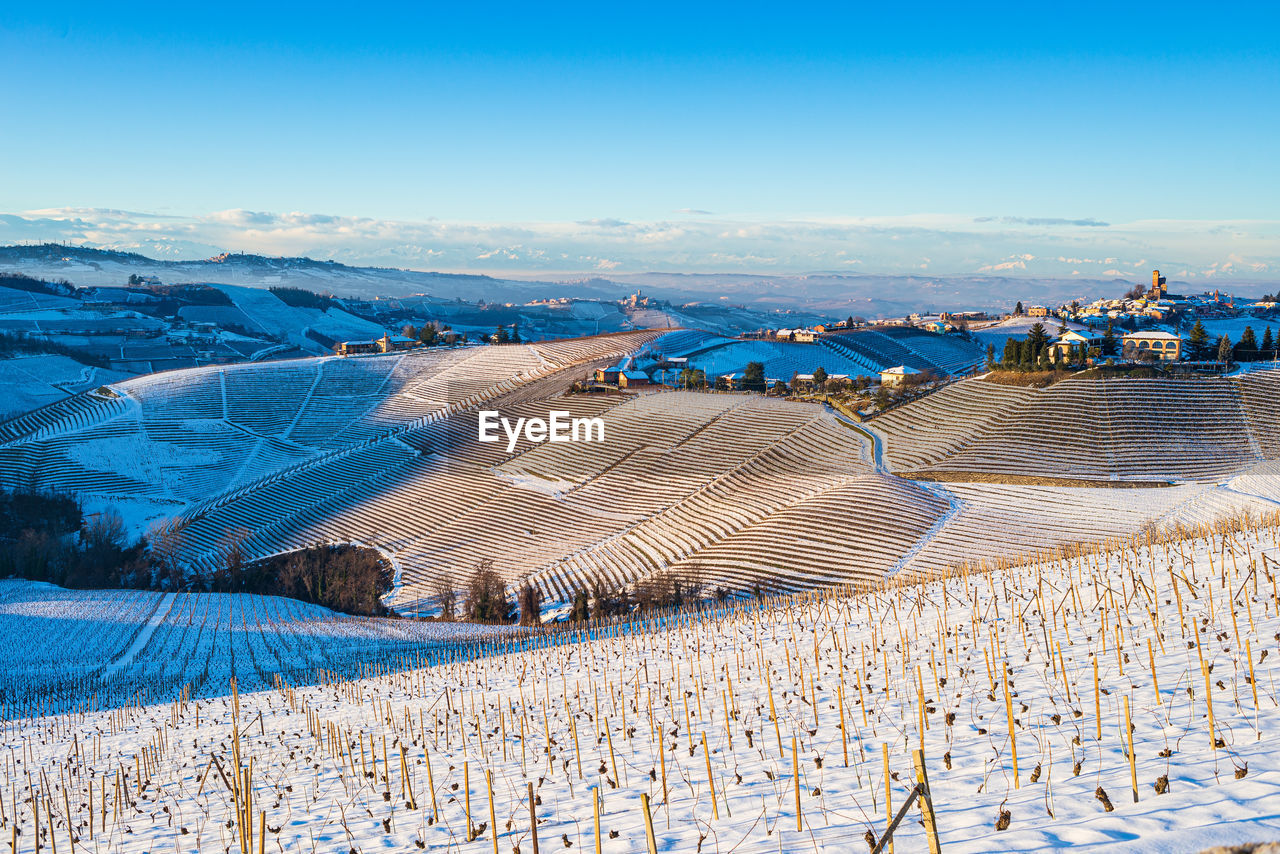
(1218, 334, 1233, 365)
(1263, 326, 1274, 358)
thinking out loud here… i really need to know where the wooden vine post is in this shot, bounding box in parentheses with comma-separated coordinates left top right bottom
(912, 748, 942, 854)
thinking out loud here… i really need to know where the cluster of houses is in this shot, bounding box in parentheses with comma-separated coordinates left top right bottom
(1028, 270, 1271, 327)
(1049, 328, 1184, 362)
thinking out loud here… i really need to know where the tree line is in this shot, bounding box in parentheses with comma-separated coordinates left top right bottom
(0, 489, 396, 617)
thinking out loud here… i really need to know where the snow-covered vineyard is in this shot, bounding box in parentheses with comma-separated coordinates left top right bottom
(0, 582, 530, 717)
(4, 516, 1280, 852)
(3, 338, 1280, 611)
(871, 373, 1280, 482)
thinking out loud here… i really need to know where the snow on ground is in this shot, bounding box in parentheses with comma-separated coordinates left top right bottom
(970, 316, 1094, 350)
(4, 519, 1280, 852)
(214, 284, 385, 351)
(0, 580, 526, 711)
(1194, 317, 1279, 342)
(0, 354, 130, 419)
(672, 339, 866, 380)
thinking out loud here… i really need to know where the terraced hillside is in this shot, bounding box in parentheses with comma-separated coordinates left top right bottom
(873, 372, 1280, 483)
(171, 389, 952, 610)
(0, 332, 661, 528)
(6, 332, 1280, 608)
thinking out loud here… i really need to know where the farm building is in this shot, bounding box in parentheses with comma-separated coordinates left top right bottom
(618, 370, 650, 388)
(1123, 330, 1182, 361)
(594, 365, 623, 384)
(1048, 329, 1106, 359)
(377, 333, 417, 352)
(335, 339, 381, 355)
(879, 365, 920, 388)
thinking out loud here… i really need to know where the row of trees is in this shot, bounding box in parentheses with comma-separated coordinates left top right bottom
(399, 322, 459, 346)
(987, 321, 1110, 372)
(214, 543, 395, 617)
(989, 319, 1278, 372)
(430, 560, 535, 625)
(429, 561, 730, 626)
(492, 324, 522, 344)
(1188, 322, 1277, 362)
(0, 491, 400, 617)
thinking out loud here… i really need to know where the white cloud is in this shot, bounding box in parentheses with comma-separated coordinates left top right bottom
(1, 208, 1277, 280)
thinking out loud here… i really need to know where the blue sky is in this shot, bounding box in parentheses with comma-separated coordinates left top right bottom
(1, 2, 1278, 277)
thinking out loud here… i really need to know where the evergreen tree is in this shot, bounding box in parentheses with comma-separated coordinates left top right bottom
(1218, 334, 1233, 365)
(1001, 338, 1018, 367)
(1263, 326, 1275, 358)
(1189, 320, 1208, 357)
(493, 325, 510, 344)
(1014, 301, 1024, 316)
(1101, 320, 1118, 356)
(1238, 325, 1258, 361)
(811, 366, 828, 388)
(743, 361, 767, 392)
(510, 323, 521, 343)
(985, 342, 996, 370)
(568, 589, 590, 622)
(1027, 322, 1049, 356)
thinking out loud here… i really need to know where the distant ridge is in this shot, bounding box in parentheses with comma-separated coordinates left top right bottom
(0, 243, 623, 302)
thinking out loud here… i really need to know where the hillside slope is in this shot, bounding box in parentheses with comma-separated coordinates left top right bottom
(873, 373, 1280, 483)
(6, 517, 1280, 852)
(0, 332, 660, 532)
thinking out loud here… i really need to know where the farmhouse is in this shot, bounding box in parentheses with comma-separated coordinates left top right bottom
(335, 339, 380, 355)
(618, 370, 651, 388)
(879, 365, 920, 388)
(594, 365, 623, 384)
(377, 333, 417, 352)
(793, 372, 850, 390)
(1123, 330, 1182, 361)
(1048, 329, 1106, 360)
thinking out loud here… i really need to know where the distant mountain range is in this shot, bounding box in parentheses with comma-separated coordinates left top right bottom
(0, 242, 1230, 317)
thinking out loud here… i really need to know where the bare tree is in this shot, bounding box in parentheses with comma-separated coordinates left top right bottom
(431, 569, 457, 620)
(517, 581, 542, 627)
(147, 517, 191, 590)
(465, 559, 512, 623)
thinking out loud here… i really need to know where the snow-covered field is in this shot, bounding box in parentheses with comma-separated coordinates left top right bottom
(0, 354, 129, 419)
(0, 580, 526, 714)
(4, 517, 1280, 852)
